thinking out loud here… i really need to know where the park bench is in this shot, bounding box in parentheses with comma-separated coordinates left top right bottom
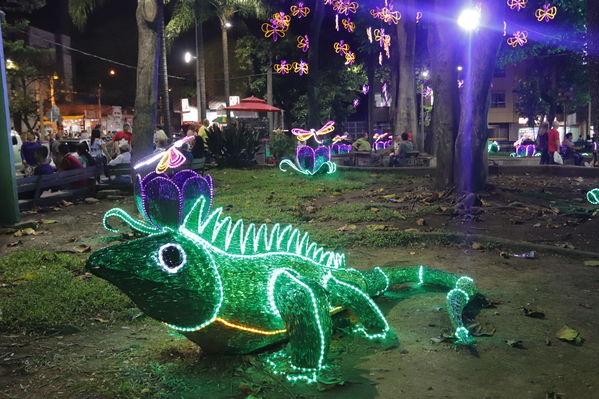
(102, 158, 207, 188)
(17, 166, 100, 209)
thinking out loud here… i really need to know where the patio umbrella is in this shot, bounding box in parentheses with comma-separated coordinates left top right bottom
(223, 96, 281, 112)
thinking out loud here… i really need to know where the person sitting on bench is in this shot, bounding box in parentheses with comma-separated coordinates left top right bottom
(390, 132, 414, 166)
(352, 132, 371, 151)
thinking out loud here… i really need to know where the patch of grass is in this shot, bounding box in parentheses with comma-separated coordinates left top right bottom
(0, 250, 132, 334)
(318, 203, 407, 223)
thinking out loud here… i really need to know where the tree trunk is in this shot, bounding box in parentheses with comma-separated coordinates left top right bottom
(197, 18, 207, 122)
(133, 0, 160, 164)
(393, 0, 418, 146)
(367, 57, 375, 135)
(587, 0, 599, 129)
(454, 0, 503, 193)
(221, 22, 230, 113)
(158, 3, 171, 135)
(307, 0, 325, 127)
(429, 0, 460, 189)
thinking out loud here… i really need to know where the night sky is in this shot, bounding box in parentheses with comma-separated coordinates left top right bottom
(24, 0, 245, 108)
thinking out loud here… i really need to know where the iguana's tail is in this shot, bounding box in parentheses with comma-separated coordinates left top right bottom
(360, 265, 477, 344)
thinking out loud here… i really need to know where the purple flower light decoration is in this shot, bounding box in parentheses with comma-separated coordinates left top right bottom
(134, 170, 213, 229)
(353, 98, 360, 107)
(362, 84, 370, 95)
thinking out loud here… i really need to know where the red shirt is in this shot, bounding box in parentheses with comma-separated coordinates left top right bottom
(548, 129, 560, 152)
(60, 154, 84, 171)
(113, 131, 132, 143)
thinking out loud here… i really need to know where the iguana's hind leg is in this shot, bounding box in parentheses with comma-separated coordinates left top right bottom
(326, 274, 395, 342)
(271, 269, 332, 382)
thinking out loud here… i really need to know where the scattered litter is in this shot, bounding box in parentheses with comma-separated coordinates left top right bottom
(583, 260, 599, 267)
(555, 325, 583, 345)
(508, 251, 536, 259)
(505, 339, 525, 349)
(471, 242, 483, 250)
(522, 307, 545, 319)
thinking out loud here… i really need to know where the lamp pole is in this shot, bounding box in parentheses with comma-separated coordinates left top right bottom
(194, 18, 203, 122)
(0, 11, 20, 223)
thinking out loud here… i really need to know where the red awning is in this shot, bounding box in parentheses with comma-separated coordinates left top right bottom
(224, 96, 281, 112)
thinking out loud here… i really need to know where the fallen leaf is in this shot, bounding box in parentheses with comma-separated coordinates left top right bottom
(91, 317, 109, 323)
(416, 218, 426, 226)
(370, 207, 380, 212)
(14, 228, 37, 237)
(366, 224, 387, 231)
(404, 228, 419, 233)
(76, 273, 93, 281)
(409, 251, 416, 255)
(471, 242, 483, 250)
(39, 219, 58, 224)
(73, 244, 91, 253)
(532, 223, 541, 228)
(583, 260, 599, 267)
(382, 194, 396, 199)
(7, 240, 22, 247)
(555, 325, 583, 344)
(60, 200, 73, 207)
(337, 224, 357, 231)
(84, 197, 100, 204)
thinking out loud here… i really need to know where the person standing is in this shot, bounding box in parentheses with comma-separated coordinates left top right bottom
(197, 119, 210, 147)
(536, 123, 550, 164)
(547, 121, 561, 164)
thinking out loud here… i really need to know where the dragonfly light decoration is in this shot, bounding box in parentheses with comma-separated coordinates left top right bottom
(342, 18, 355, 32)
(272, 12, 291, 28)
(291, 120, 336, 143)
(297, 35, 310, 52)
(370, 0, 401, 25)
(333, 0, 359, 16)
(507, 30, 528, 47)
(366, 27, 373, 43)
(333, 40, 350, 56)
(507, 0, 527, 11)
(416, 11, 423, 23)
(290, 2, 310, 18)
(261, 19, 288, 42)
(344, 51, 356, 65)
(374, 28, 391, 58)
(280, 122, 337, 176)
(535, 3, 557, 22)
(292, 60, 309, 75)
(273, 60, 292, 74)
(332, 134, 348, 144)
(134, 136, 195, 174)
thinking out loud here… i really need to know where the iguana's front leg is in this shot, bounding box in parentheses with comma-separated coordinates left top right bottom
(270, 269, 333, 382)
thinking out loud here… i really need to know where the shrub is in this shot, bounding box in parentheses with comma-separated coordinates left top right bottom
(206, 123, 260, 167)
(269, 129, 296, 160)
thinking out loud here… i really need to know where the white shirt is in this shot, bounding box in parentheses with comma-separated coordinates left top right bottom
(108, 151, 131, 166)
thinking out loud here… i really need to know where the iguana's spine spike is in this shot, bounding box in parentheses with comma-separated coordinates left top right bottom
(267, 224, 280, 252)
(212, 217, 232, 247)
(305, 243, 318, 259)
(242, 224, 256, 254)
(255, 224, 269, 253)
(277, 225, 293, 250)
(287, 229, 300, 253)
(199, 207, 223, 235)
(298, 233, 310, 255)
(313, 247, 324, 262)
(182, 196, 207, 232)
(226, 219, 244, 253)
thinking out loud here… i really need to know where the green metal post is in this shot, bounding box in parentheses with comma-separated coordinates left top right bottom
(0, 12, 21, 224)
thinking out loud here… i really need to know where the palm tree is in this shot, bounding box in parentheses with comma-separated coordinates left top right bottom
(209, 0, 263, 110)
(166, 0, 214, 122)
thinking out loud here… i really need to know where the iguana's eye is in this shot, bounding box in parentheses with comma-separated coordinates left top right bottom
(158, 244, 186, 273)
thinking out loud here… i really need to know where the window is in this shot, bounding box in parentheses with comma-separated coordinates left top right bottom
(490, 92, 506, 108)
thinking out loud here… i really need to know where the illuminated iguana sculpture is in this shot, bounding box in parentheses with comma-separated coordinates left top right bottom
(88, 170, 478, 383)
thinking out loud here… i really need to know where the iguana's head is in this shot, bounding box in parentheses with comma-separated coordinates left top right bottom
(88, 171, 221, 330)
(87, 228, 222, 330)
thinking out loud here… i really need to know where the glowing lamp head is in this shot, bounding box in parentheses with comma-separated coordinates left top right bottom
(457, 66, 463, 71)
(224, 21, 232, 29)
(421, 70, 430, 78)
(457, 8, 481, 31)
(184, 52, 193, 64)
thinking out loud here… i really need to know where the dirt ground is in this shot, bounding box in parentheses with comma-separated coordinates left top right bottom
(1, 172, 599, 398)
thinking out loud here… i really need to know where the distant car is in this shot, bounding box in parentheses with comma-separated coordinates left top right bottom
(11, 131, 23, 173)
